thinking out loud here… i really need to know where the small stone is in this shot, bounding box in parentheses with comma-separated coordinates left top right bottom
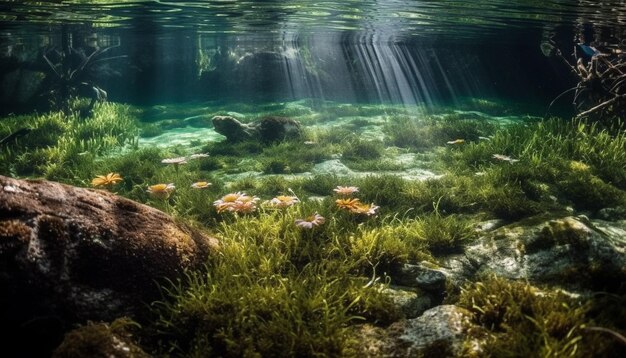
(393, 264, 447, 293)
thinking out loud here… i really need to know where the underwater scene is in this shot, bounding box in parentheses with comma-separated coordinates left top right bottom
(1, 1, 626, 357)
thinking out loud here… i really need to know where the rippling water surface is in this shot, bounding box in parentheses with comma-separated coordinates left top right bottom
(1, 1, 625, 39)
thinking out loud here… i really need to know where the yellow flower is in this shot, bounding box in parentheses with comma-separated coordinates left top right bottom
(214, 192, 259, 213)
(91, 173, 123, 187)
(147, 183, 175, 199)
(191, 181, 212, 189)
(269, 195, 299, 209)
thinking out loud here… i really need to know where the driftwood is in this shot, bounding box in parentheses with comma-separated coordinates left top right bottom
(545, 38, 625, 120)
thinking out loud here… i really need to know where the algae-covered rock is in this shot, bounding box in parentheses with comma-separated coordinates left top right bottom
(392, 263, 448, 293)
(440, 214, 626, 292)
(383, 285, 432, 319)
(389, 305, 477, 357)
(212, 115, 301, 143)
(53, 318, 149, 358)
(0, 175, 218, 356)
(350, 306, 478, 357)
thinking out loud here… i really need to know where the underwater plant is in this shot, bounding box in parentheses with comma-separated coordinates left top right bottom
(37, 32, 125, 113)
(458, 276, 626, 357)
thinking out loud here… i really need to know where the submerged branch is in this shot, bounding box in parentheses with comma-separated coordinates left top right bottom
(574, 94, 625, 119)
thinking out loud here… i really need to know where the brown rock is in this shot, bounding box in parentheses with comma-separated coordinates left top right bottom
(0, 175, 218, 355)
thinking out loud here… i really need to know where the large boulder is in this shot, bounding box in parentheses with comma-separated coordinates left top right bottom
(0, 175, 218, 356)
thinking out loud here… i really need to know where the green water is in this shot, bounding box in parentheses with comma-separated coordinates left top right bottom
(1, 1, 625, 357)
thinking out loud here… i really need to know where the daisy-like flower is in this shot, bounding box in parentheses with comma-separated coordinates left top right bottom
(191, 181, 212, 189)
(333, 186, 359, 196)
(268, 195, 299, 209)
(213, 192, 259, 213)
(161, 157, 188, 165)
(91, 173, 123, 187)
(188, 153, 210, 160)
(335, 198, 361, 211)
(147, 183, 176, 199)
(295, 213, 325, 229)
(349, 202, 380, 216)
(231, 199, 258, 214)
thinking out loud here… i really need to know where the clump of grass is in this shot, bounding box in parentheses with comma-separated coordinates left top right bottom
(298, 174, 340, 196)
(139, 123, 164, 138)
(414, 209, 478, 254)
(150, 208, 403, 357)
(383, 114, 496, 150)
(342, 138, 384, 161)
(438, 118, 626, 215)
(0, 101, 139, 183)
(458, 276, 625, 357)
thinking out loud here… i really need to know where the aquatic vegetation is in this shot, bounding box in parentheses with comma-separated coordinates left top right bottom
(437, 118, 626, 215)
(91, 172, 123, 188)
(38, 38, 123, 113)
(355, 175, 408, 213)
(458, 276, 625, 357)
(342, 138, 384, 160)
(413, 210, 477, 253)
(0, 102, 138, 182)
(383, 113, 497, 150)
(149, 207, 403, 357)
(139, 123, 164, 138)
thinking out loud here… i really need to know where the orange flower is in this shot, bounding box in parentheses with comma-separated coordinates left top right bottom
(349, 202, 380, 216)
(91, 173, 123, 187)
(336, 198, 361, 210)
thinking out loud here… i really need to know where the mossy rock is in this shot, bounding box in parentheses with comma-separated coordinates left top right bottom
(53, 318, 148, 358)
